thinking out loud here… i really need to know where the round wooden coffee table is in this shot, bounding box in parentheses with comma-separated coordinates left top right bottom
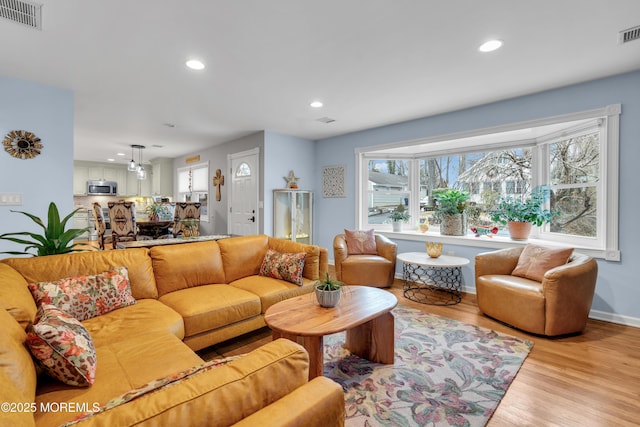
(264, 286, 398, 380)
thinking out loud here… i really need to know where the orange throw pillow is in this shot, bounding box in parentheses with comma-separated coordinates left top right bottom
(512, 244, 574, 282)
(344, 229, 377, 255)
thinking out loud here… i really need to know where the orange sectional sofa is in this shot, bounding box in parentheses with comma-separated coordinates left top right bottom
(0, 235, 344, 426)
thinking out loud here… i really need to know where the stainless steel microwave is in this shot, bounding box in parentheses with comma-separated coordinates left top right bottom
(87, 180, 117, 195)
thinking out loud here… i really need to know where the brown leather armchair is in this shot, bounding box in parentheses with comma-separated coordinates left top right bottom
(333, 233, 397, 287)
(475, 247, 598, 336)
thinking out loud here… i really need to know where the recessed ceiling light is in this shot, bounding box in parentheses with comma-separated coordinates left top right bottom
(186, 59, 205, 70)
(116, 152, 126, 156)
(479, 40, 503, 53)
(107, 158, 115, 162)
(310, 101, 323, 108)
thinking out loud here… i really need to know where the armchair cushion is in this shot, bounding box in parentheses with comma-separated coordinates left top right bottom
(511, 244, 574, 282)
(344, 229, 377, 255)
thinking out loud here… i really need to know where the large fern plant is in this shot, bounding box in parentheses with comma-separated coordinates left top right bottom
(0, 202, 89, 256)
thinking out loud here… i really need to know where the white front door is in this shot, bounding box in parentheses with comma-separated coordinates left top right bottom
(228, 148, 259, 236)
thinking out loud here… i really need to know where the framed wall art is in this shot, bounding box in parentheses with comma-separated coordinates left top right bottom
(322, 165, 346, 198)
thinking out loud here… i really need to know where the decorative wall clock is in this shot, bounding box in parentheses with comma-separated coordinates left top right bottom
(3, 130, 43, 159)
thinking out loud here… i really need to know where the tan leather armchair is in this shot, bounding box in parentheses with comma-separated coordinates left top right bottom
(475, 247, 598, 336)
(333, 233, 397, 287)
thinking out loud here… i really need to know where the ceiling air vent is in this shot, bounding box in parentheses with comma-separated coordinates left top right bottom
(0, 0, 42, 30)
(618, 25, 640, 44)
(316, 117, 336, 124)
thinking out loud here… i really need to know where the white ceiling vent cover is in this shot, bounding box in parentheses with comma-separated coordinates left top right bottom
(0, 0, 42, 30)
(619, 25, 640, 44)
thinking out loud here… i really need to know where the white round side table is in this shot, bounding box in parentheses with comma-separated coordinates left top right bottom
(396, 252, 470, 305)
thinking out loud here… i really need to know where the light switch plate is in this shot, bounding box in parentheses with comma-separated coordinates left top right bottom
(0, 193, 23, 206)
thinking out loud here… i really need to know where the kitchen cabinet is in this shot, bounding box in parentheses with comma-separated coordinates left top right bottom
(73, 165, 89, 195)
(151, 157, 174, 197)
(273, 190, 313, 244)
(75, 162, 129, 196)
(72, 209, 91, 239)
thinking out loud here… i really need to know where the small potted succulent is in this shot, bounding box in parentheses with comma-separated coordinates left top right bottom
(490, 185, 555, 240)
(315, 273, 345, 308)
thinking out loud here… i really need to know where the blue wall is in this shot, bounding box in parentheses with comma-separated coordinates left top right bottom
(314, 70, 640, 324)
(0, 77, 74, 255)
(263, 131, 317, 237)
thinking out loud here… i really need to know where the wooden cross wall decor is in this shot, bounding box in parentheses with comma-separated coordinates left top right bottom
(213, 168, 224, 201)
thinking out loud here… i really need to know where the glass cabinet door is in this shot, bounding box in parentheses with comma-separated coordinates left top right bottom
(273, 190, 313, 244)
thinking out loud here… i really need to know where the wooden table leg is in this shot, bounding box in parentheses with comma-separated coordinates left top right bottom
(346, 312, 395, 364)
(303, 336, 324, 380)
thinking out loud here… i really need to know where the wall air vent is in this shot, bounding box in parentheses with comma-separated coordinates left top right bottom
(316, 117, 336, 124)
(618, 25, 640, 44)
(0, 0, 42, 30)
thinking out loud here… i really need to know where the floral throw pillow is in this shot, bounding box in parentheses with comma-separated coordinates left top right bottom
(26, 304, 97, 387)
(259, 249, 306, 286)
(28, 266, 136, 322)
(344, 229, 377, 255)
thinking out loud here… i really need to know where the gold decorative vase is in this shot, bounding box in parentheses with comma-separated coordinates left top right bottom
(426, 242, 443, 258)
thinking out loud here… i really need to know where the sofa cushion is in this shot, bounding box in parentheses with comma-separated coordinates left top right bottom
(4, 248, 158, 300)
(259, 248, 306, 285)
(26, 304, 97, 387)
(0, 368, 35, 427)
(0, 307, 38, 402)
(344, 229, 377, 255)
(512, 244, 574, 282)
(28, 266, 136, 322)
(34, 331, 203, 427)
(150, 241, 226, 297)
(0, 263, 37, 329)
(219, 235, 270, 282)
(230, 275, 316, 313)
(159, 285, 261, 337)
(82, 299, 185, 346)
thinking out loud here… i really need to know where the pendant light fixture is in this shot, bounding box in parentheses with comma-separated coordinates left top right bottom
(135, 144, 146, 180)
(127, 145, 137, 172)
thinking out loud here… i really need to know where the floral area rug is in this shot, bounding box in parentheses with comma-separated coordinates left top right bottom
(323, 306, 533, 427)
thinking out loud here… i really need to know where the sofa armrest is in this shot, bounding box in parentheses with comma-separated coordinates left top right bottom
(332, 235, 348, 281)
(319, 247, 329, 279)
(71, 339, 315, 427)
(232, 376, 345, 427)
(474, 247, 524, 279)
(375, 234, 397, 263)
(542, 253, 598, 335)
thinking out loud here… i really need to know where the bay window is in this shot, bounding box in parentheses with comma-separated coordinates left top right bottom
(356, 105, 620, 259)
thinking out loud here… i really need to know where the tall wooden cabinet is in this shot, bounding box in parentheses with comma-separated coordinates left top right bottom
(273, 190, 313, 244)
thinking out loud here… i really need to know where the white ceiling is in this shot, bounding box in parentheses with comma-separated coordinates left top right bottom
(1, 0, 639, 165)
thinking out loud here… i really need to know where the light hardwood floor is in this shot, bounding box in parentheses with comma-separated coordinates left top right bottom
(198, 278, 640, 427)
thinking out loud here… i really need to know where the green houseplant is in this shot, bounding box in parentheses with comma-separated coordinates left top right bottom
(315, 273, 345, 308)
(0, 202, 89, 256)
(388, 204, 410, 232)
(145, 203, 168, 221)
(491, 185, 555, 240)
(434, 188, 470, 236)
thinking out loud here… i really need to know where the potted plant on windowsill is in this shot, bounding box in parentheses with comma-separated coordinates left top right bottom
(434, 188, 470, 236)
(490, 185, 555, 240)
(315, 273, 345, 308)
(388, 204, 410, 232)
